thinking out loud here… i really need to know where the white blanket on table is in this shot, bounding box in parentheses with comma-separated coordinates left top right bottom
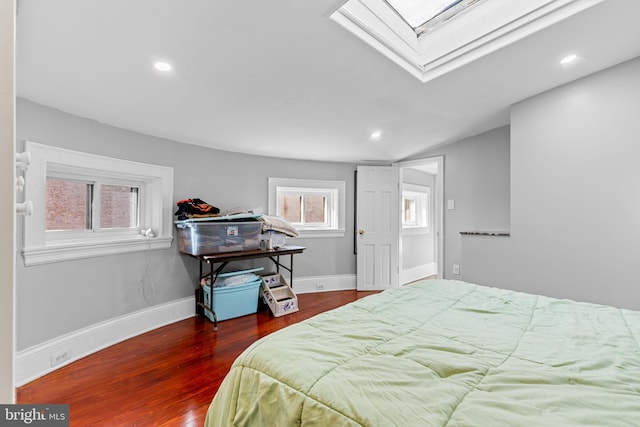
(259, 215, 299, 237)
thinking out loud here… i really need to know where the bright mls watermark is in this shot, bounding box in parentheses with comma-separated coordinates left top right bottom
(0, 405, 69, 426)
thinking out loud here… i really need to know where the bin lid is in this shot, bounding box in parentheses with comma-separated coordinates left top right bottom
(211, 267, 263, 288)
(217, 267, 263, 278)
(174, 213, 262, 226)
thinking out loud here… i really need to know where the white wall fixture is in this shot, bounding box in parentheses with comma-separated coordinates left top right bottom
(16, 151, 32, 216)
(16, 201, 33, 216)
(15, 151, 31, 171)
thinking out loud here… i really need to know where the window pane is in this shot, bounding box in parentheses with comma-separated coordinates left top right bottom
(46, 178, 91, 231)
(101, 185, 139, 229)
(386, 0, 454, 27)
(279, 195, 302, 223)
(304, 195, 327, 224)
(386, 0, 482, 33)
(404, 198, 416, 223)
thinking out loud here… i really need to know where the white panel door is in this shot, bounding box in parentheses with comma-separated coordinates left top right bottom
(356, 165, 399, 291)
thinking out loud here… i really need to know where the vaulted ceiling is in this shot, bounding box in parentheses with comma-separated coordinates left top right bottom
(16, 0, 640, 163)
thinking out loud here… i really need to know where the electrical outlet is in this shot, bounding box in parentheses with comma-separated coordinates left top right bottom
(51, 349, 70, 367)
(315, 283, 325, 290)
(452, 264, 460, 275)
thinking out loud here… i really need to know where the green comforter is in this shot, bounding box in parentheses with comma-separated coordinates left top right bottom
(205, 279, 640, 426)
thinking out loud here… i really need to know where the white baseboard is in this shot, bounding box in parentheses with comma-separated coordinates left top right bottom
(400, 262, 436, 285)
(15, 274, 357, 386)
(292, 274, 356, 294)
(15, 296, 195, 386)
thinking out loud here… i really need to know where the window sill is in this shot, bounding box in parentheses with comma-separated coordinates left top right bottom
(23, 236, 173, 266)
(297, 229, 346, 239)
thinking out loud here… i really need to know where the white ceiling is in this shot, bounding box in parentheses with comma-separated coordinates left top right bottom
(15, 0, 640, 164)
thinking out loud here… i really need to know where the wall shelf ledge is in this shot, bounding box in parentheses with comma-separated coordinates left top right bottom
(460, 231, 510, 237)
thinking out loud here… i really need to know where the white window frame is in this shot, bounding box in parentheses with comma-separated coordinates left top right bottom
(23, 141, 174, 266)
(268, 177, 346, 238)
(45, 168, 144, 239)
(402, 183, 430, 233)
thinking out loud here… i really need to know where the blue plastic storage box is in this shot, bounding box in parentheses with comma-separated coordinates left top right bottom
(202, 278, 262, 322)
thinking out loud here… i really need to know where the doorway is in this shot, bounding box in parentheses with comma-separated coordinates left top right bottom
(395, 157, 443, 284)
(355, 158, 443, 290)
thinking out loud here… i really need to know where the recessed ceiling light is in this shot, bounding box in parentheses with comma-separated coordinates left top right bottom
(560, 54, 578, 65)
(154, 62, 172, 72)
(370, 131, 382, 141)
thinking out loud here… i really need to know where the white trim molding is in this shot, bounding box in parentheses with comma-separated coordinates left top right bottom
(15, 275, 358, 385)
(23, 236, 174, 266)
(15, 296, 194, 386)
(22, 141, 174, 266)
(400, 262, 437, 285)
(268, 177, 346, 238)
(292, 274, 356, 294)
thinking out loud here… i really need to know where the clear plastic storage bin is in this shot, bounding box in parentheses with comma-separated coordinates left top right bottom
(176, 220, 262, 255)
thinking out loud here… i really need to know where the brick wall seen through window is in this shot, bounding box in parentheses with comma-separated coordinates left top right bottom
(46, 179, 138, 231)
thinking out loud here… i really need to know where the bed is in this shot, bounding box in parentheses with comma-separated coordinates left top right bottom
(205, 279, 640, 426)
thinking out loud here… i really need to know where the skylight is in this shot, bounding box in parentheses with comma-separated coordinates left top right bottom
(330, 0, 602, 83)
(385, 0, 483, 35)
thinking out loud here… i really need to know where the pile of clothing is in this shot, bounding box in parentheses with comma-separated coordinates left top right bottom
(174, 198, 220, 220)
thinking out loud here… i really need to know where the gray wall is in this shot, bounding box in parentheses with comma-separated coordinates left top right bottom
(506, 56, 640, 308)
(411, 126, 511, 279)
(422, 57, 640, 310)
(16, 99, 357, 350)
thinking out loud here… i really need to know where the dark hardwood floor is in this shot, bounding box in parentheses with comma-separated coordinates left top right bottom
(17, 290, 378, 427)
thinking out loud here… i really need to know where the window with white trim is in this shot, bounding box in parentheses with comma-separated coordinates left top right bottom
(23, 141, 173, 266)
(46, 173, 141, 236)
(402, 183, 430, 230)
(268, 177, 346, 238)
(384, 0, 483, 35)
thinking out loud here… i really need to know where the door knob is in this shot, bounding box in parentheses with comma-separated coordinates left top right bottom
(358, 229, 365, 235)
